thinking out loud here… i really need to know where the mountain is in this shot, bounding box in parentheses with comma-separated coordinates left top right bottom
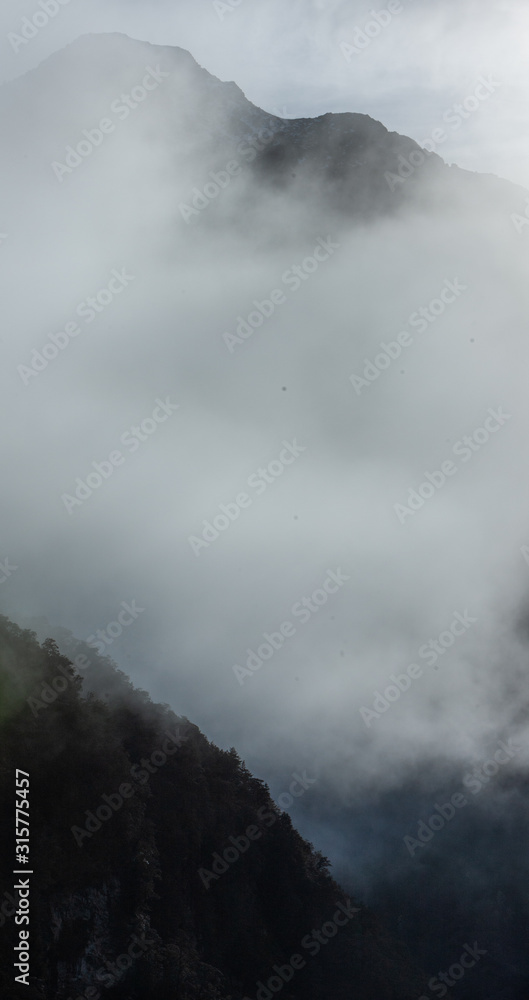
(0, 32, 525, 243)
(0, 613, 433, 999)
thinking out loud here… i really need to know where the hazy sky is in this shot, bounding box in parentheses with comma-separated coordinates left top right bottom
(1, 0, 529, 186)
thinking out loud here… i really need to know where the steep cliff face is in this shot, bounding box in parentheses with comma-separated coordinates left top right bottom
(0, 614, 435, 999)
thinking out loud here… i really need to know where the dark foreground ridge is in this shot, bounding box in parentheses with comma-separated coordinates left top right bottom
(0, 614, 435, 999)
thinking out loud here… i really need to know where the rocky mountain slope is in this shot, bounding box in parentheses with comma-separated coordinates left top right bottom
(0, 32, 525, 243)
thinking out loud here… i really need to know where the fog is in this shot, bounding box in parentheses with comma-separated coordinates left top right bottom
(1, 17, 529, 967)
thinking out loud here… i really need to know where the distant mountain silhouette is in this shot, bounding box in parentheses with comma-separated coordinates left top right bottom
(1, 32, 525, 243)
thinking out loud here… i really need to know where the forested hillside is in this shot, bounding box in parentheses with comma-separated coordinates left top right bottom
(0, 614, 430, 999)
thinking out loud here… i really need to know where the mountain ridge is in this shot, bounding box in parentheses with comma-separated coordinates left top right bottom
(0, 612, 436, 999)
(2, 30, 526, 237)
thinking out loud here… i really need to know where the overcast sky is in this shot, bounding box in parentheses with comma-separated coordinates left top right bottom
(2, 0, 529, 186)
